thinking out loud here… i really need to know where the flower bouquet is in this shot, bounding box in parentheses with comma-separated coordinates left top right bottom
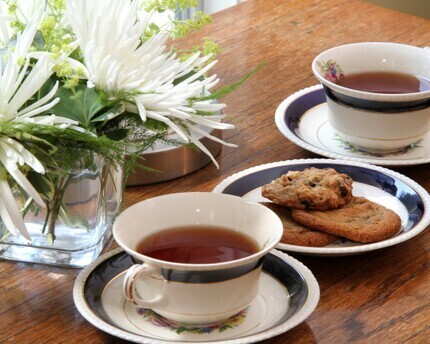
(0, 0, 236, 266)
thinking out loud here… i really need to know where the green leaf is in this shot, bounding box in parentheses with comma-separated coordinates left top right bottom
(104, 128, 129, 141)
(83, 87, 105, 120)
(26, 172, 56, 201)
(49, 84, 106, 129)
(173, 71, 203, 85)
(33, 31, 45, 50)
(143, 118, 169, 132)
(91, 103, 125, 122)
(27, 146, 58, 170)
(13, 131, 57, 155)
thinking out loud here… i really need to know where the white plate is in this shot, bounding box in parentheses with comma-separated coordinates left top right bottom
(213, 158, 430, 256)
(73, 248, 320, 344)
(275, 85, 430, 166)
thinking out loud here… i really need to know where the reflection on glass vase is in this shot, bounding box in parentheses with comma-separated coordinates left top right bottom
(0, 154, 123, 267)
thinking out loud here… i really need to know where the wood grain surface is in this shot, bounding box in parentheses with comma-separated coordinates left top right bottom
(1, 1, 429, 343)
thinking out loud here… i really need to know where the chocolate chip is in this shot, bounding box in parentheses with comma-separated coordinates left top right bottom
(301, 200, 314, 209)
(337, 181, 348, 196)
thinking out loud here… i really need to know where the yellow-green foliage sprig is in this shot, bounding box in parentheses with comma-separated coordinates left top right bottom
(171, 11, 212, 39)
(39, 0, 73, 56)
(176, 37, 221, 63)
(143, 0, 198, 12)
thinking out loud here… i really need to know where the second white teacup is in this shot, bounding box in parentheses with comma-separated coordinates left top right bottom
(113, 192, 283, 325)
(312, 42, 430, 153)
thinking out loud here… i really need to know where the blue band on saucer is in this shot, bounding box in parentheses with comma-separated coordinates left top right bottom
(285, 88, 325, 131)
(323, 85, 430, 113)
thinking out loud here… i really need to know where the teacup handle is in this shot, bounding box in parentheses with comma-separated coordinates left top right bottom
(123, 264, 166, 307)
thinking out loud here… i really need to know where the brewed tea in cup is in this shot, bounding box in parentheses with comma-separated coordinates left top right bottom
(136, 225, 259, 264)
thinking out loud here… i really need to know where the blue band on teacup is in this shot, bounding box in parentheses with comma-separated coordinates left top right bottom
(323, 85, 430, 113)
(131, 256, 265, 283)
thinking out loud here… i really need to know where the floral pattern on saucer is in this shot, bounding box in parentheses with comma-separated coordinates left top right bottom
(137, 308, 248, 335)
(333, 134, 422, 157)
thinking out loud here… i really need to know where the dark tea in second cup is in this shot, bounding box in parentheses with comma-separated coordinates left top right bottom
(337, 71, 430, 94)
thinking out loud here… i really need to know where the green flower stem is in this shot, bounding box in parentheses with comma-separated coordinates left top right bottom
(41, 204, 51, 235)
(20, 198, 34, 219)
(46, 174, 72, 245)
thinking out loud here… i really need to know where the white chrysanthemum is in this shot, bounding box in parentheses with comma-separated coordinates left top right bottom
(0, 6, 75, 241)
(0, 0, 45, 45)
(66, 0, 236, 167)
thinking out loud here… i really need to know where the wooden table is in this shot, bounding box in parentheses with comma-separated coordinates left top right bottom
(2, 0, 429, 343)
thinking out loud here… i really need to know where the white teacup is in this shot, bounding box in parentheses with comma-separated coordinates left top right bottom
(312, 42, 430, 153)
(113, 192, 283, 325)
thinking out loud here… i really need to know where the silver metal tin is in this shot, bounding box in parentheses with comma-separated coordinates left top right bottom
(126, 130, 222, 186)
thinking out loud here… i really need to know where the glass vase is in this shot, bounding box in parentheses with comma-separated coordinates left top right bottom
(0, 155, 123, 267)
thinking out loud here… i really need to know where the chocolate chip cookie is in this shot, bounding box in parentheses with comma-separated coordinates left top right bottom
(262, 202, 340, 246)
(261, 167, 353, 210)
(291, 196, 402, 243)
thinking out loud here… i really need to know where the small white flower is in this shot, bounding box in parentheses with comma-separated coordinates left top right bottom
(66, 0, 236, 167)
(0, 5, 72, 241)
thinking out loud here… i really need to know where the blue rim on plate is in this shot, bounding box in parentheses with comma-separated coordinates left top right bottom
(213, 158, 430, 256)
(275, 85, 430, 166)
(73, 248, 320, 344)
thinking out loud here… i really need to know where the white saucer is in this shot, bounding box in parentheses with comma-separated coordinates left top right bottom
(73, 248, 320, 344)
(275, 85, 430, 166)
